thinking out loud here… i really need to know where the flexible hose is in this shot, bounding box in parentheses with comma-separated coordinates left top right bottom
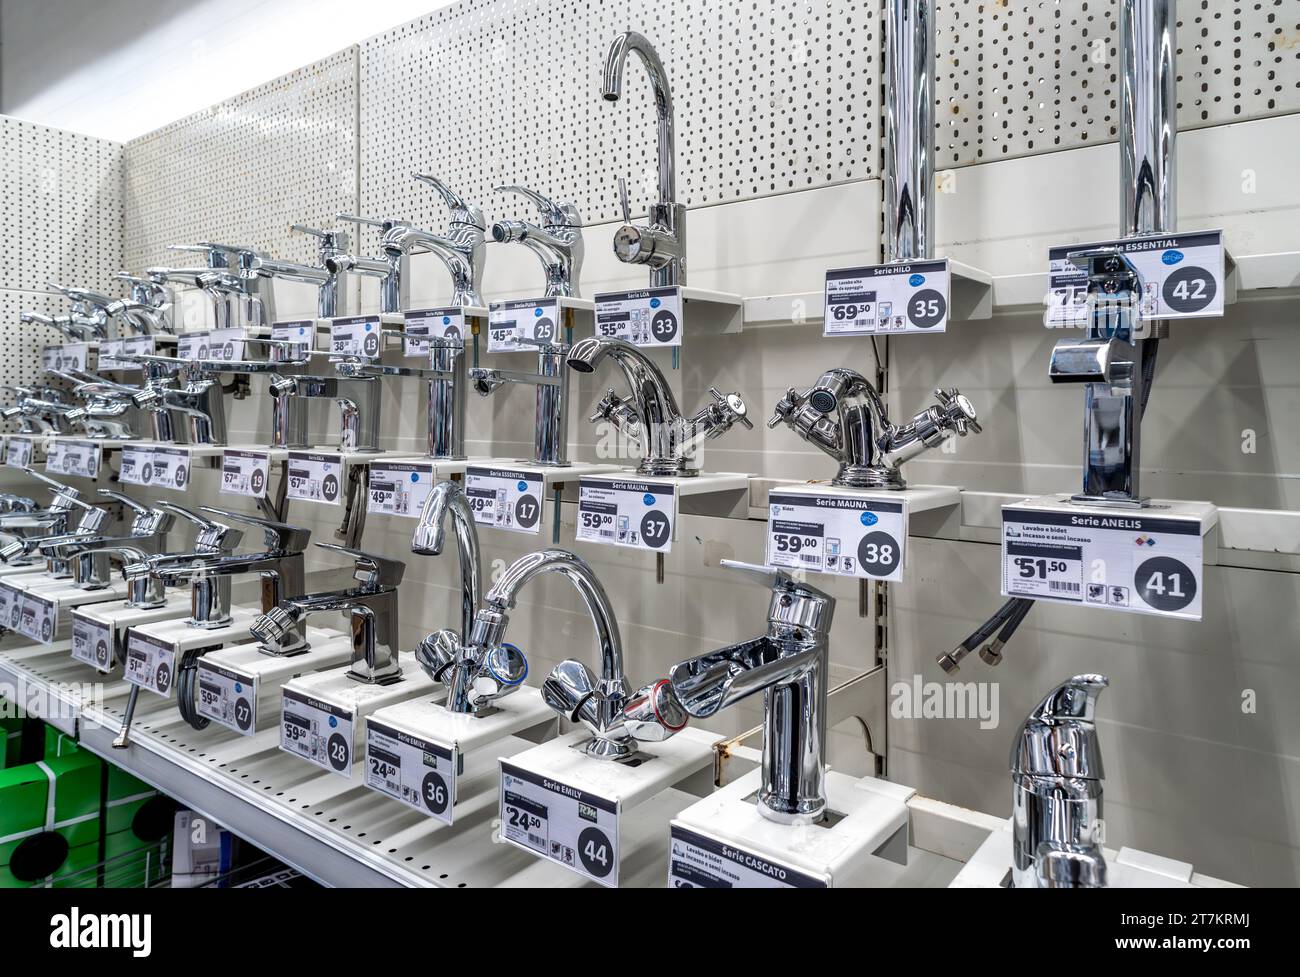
(176, 648, 210, 730)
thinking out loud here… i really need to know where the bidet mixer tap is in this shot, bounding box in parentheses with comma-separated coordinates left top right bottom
(380, 176, 486, 308)
(768, 368, 981, 488)
(491, 185, 584, 298)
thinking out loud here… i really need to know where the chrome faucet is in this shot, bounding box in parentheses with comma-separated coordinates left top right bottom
(162, 243, 277, 329)
(0, 469, 83, 568)
(0, 473, 109, 577)
(567, 337, 751, 476)
(267, 369, 381, 452)
(126, 354, 228, 445)
(46, 283, 115, 339)
(37, 491, 174, 597)
(1011, 674, 1109, 888)
(248, 224, 352, 320)
(250, 543, 405, 683)
(324, 214, 410, 315)
(381, 176, 486, 308)
(469, 345, 571, 467)
(55, 370, 142, 440)
(668, 561, 835, 824)
(21, 310, 100, 343)
(113, 273, 176, 334)
(0, 388, 75, 435)
(470, 549, 684, 754)
(768, 369, 981, 488)
(491, 185, 584, 298)
(602, 31, 685, 286)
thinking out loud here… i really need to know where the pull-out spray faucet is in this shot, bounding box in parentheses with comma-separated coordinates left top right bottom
(491, 185, 584, 298)
(667, 561, 835, 824)
(567, 337, 751, 476)
(768, 368, 981, 488)
(381, 176, 486, 308)
(1011, 674, 1109, 888)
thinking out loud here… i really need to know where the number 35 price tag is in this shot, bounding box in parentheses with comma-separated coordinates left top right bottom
(824, 259, 950, 337)
(766, 490, 906, 582)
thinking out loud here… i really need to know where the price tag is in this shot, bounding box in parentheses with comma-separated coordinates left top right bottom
(367, 461, 435, 518)
(1047, 230, 1225, 326)
(364, 719, 457, 823)
(668, 826, 826, 888)
(499, 761, 619, 887)
(15, 591, 57, 644)
(220, 449, 270, 499)
(4, 437, 35, 468)
(593, 287, 682, 347)
(270, 319, 317, 357)
(576, 478, 675, 551)
(98, 336, 155, 370)
(118, 445, 150, 487)
(119, 446, 190, 491)
(329, 315, 383, 359)
(286, 451, 343, 506)
(195, 661, 257, 735)
(464, 467, 544, 534)
(766, 492, 906, 581)
(404, 307, 466, 357)
(824, 259, 949, 336)
(46, 440, 102, 479)
(177, 329, 246, 362)
(280, 687, 354, 777)
(71, 612, 115, 671)
(123, 630, 175, 698)
(487, 298, 561, 352)
(41, 343, 90, 372)
(1002, 504, 1205, 620)
(0, 583, 20, 631)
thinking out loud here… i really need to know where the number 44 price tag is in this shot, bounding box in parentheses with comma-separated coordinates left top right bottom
(766, 491, 906, 582)
(575, 478, 675, 552)
(499, 762, 620, 887)
(824, 259, 950, 337)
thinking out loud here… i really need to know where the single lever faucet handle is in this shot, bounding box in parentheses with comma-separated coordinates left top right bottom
(314, 542, 406, 588)
(97, 489, 150, 515)
(198, 505, 311, 554)
(18, 466, 79, 499)
(495, 184, 569, 226)
(158, 502, 244, 552)
(617, 177, 632, 225)
(413, 174, 485, 229)
(290, 223, 330, 238)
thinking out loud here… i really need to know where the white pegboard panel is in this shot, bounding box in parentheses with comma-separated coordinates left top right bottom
(0, 289, 67, 390)
(0, 115, 124, 295)
(358, 0, 879, 233)
(935, 0, 1300, 169)
(123, 47, 360, 273)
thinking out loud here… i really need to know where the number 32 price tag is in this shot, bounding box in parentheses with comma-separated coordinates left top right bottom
(766, 491, 906, 582)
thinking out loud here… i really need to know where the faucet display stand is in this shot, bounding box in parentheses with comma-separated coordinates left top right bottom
(278, 651, 440, 779)
(763, 482, 960, 583)
(194, 627, 351, 736)
(4, 574, 129, 644)
(669, 769, 912, 888)
(122, 606, 262, 700)
(1000, 493, 1217, 620)
(365, 686, 555, 825)
(70, 592, 192, 672)
(498, 726, 723, 887)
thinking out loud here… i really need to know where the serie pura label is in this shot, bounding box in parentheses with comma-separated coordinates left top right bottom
(575, 478, 675, 552)
(667, 825, 826, 888)
(824, 259, 950, 336)
(499, 761, 620, 887)
(280, 687, 354, 776)
(487, 298, 561, 352)
(364, 719, 457, 823)
(464, 467, 544, 534)
(329, 316, 383, 359)
(404, 307, 467, 357)
(765, 492, 906, 582)
(593, 287, 683, 347)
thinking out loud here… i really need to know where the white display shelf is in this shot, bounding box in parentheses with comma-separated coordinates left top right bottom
(130, 605, 261, 655)
(751, 480, 960, 520)
(681, 287, 744, 335)
(369, 686, 555, 765)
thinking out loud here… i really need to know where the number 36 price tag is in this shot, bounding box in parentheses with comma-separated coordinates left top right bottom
(766, 491, 906, 582)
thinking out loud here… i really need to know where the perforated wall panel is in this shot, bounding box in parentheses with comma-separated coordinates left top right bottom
(0, 289, 70, 390)
(935, 0, 1300, 169)
(358, 0, 880, 233)
(122, 48, 360, 273)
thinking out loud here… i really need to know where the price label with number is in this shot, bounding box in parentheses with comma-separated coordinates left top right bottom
(499, 761, 620, 887)
(576, 478, 675, 552)
(41, 344, 90, 372)
(220, 449, 270, 499)
(404, 307, 466, 357)
(1001, 503, 1206, 620)
(364, 719, 457, 824)
(98, 336, 155, 370)
(487, 298, 561, 352)
(330, 316, 383, 359)
(668, 825, 826, 888)
(71, 612, 115, 672)
(4, 437, 35, 468)
(123, 629, 176, 698)
(270, 320, 317, 357)
(286, 452, 343, 506)
(280, 688, 354, 777)
(119, 445, 190, 491)
(46, 440, 101, 479)
(464, 467, 544, 534)
(367, 461, 435, 519)
(177, 329, 246, 362)
(195, 661, 258, 735)
(593, 287, 683, 347)
(15, 591, 57, 644)
(824, 259, 949, 337)
(0, 584, 20, 632)
(765, 492, 906, 582)
(1047, 230, 1225, 326)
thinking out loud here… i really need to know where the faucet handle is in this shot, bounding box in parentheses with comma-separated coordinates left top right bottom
(46, 282, 115, 309)
(97, 489, 150, 515)
(314, 542, 405, 589)
(414, 628, 461, 683)
(622, 679, 688, 742)
(495, 185, 577, 228)
(198, 505, 311, 554)
(1012, 674, 1108, 780)
(17, 466, 80, 500)
(158, 502, 244, 553)
(617, 177, 633, 225)
(707, 387, 753, 430)
(720, 559, 832, 602)
(291, 223, 350, 253)
(933, 387, 982, 435)
(413, 174, 486, 230)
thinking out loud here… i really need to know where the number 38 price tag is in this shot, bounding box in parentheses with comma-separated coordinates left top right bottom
(766, 491, 906, 582)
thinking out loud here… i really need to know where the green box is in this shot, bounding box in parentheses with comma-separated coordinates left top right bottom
(103, 829, 168, 888)
(0, 747, 103, 880)
(0, 841, 99, 889)
(1, 716, 22, 769)
(104, 764, 159, 836)
(43, 724, 78, 760)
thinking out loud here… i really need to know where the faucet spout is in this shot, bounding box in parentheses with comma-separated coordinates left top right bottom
(411, 481, 481, 646)
(602, 31, 676, 205)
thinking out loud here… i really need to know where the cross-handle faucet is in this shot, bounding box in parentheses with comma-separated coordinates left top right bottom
(667, 560, 835, 824)
(246, 223, 352, 319)
(768, 368, 981, 489)
(381, 175, 487, 308)
(249, 542, 406, 683)
(37, 490, 174, 597)
(602, 31, 685, 286)
(1011, 674, 1109, 888)
(491, 184, 584, 298)
(470, 548, 685, 755)
(567, 336, 752, 476)
(325, 213, 410, 315)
